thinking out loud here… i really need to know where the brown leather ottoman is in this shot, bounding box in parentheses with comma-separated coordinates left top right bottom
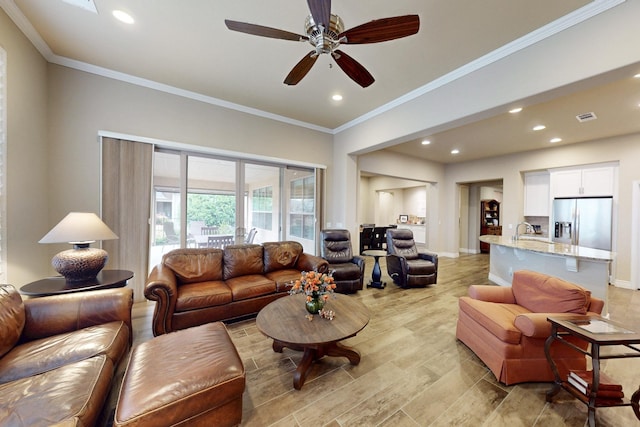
(114, 322, 245, 427)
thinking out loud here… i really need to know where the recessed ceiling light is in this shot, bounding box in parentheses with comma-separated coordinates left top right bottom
(550, 137, 562, 143)
(634, 73, 640, 79)
(421, 140, 431, 145)
(113, 10, 134, 24)
(332, 94, 343, 101)
(451, 149, 460, 155)
(509, 107, 523, 114)
(532, 125, 546, 131)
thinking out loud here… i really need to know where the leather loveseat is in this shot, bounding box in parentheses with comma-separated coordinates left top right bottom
(0, 285, 133, 426)
(145, 241, 328, 336)
(456, 270, 604, 385)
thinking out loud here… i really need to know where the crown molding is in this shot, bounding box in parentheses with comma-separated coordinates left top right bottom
(1, 0, 625, 135)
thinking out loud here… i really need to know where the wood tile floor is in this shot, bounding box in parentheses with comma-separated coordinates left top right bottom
(129, 254, 640, 426)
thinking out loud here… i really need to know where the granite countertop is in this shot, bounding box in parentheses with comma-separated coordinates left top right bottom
(479, 235, 615, 262)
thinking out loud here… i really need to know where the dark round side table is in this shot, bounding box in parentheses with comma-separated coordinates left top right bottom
(20, 269, 134, 297)
(362, 249, 387, 289)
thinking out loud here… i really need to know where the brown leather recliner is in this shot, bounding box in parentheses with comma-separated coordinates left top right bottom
(386, 228, 438, 287)
(320, 229, 365, 293)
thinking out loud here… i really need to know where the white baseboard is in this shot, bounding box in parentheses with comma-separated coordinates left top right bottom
(612, 279, 634, 289)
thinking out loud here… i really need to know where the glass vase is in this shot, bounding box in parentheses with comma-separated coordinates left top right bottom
(305, 296, 324, 314)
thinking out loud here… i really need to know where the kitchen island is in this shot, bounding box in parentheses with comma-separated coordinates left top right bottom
(479, 235, 614, 311)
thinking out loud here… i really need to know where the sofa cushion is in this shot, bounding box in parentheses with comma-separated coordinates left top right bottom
(0, 321, 129, 384)
(512, 270, 590, 314)
(329, 262, 361, 280)
(458, 297, 530, 344)
(0, 285, 25, 358)
(163, 249, 223, 284)
(263, 241, 303, 273)
(0, 355, 112, 427)
(225, 275, 276, 301)
(175, 281, 233, 311)
(223, 245, 264, 280)
(265, 269, 301, 292)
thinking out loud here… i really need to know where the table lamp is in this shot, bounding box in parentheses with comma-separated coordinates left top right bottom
(39, 212, 119, 282)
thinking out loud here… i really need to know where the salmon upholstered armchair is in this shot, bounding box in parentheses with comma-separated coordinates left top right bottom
(456, 270, 604, 385)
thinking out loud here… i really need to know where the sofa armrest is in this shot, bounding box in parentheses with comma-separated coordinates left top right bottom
(20, 288, 133, 343)
(296, 253, 329, 274)
(351, 255, 365, 272)
(418, 251, 438, 266)
(515, 312, 591, 338)
(588, 296, 605, 315)
(514, 313, 553, 338)
(468, 285, 516, 303)
(144, 264, 179, 336)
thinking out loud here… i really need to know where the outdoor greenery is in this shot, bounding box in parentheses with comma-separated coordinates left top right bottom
(187, 193, 236, 233)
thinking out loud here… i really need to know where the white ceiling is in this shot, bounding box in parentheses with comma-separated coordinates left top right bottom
(3, 0, 639, 164)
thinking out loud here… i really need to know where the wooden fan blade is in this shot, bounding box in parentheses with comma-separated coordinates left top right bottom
(307, 0, 331, 28)
(332, 50, 374, 88)
(225, 19, 307, 42)
(284, 52, 319, 85)
(339, 15, 420, 44)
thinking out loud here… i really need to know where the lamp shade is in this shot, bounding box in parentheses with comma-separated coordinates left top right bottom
(39, 212, 118, 282)
(39, 212, 118, 244)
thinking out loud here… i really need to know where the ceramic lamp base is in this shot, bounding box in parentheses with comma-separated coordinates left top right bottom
(52, 247, 108, 282)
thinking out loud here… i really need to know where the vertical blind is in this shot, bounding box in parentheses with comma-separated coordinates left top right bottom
(0, 48, 7, 282)
(102, 137, 153, 302)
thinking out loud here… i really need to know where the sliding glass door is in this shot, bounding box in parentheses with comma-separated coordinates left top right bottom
(149, 149, 319, 270)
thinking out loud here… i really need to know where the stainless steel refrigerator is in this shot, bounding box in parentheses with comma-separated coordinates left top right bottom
(552, 197, 613, 250)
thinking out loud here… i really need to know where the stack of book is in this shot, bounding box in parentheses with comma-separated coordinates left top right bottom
(567, 370, 624, 404)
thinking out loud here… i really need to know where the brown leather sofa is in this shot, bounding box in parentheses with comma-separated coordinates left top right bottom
(0, 285, 133, 426)
(456, 270, 604, 385)
(145, 241, 328, 336)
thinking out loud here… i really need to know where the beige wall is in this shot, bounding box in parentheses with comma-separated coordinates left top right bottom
(1, 9, 49, 286)
(2, 7, 333, 287)
(3, 1, 640, 290)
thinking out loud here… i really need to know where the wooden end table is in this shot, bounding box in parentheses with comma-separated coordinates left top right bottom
(20, 269, 133, 297)
(256, 293, 370, 390)
(545, 315, 640, 426)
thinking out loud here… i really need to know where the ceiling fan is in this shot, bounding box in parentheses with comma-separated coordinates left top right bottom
(225, 0, 420, 88)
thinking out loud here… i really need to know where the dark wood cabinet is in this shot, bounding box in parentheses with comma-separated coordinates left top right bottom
(480, 200, 501, 253)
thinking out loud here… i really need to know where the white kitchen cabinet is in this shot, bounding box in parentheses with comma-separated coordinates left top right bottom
(397, 224, 426, 244)
(524, 172, 550, 216)
(550, 165, 615, 198)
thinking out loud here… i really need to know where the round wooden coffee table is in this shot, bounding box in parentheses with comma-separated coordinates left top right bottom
(256, 293, 370, 390)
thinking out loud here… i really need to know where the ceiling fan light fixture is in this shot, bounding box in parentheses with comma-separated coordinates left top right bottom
(305, 14, 344, 55)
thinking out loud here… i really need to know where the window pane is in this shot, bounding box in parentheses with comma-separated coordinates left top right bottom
(187, 156, 236, 247)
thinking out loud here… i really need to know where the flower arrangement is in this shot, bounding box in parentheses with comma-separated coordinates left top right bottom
(289, 270, 337, 314)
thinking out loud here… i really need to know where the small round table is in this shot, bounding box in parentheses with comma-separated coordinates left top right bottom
(256, 294, 370, 390)
(362, 249, 387, 289)
(20, 269, 134, 297)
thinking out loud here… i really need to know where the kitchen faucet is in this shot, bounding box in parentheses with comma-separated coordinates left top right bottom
(514, 222, 532, 241)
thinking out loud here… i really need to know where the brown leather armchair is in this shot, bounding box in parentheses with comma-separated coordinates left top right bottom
(320, 229, 365, 293)
(386, 228, 438, 287)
